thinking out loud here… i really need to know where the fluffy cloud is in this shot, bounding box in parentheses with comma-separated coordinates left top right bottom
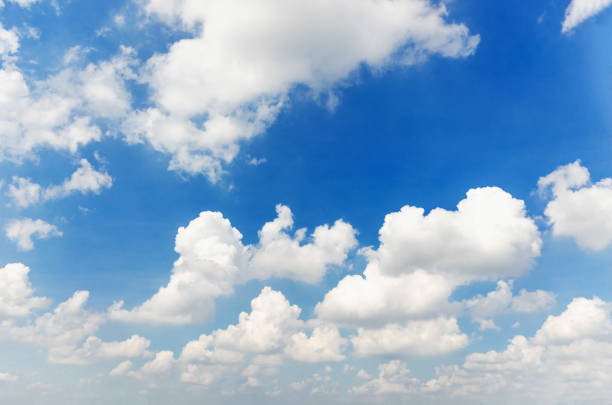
(375, 187, 541, 280)
(0, 22, 19, 59)
(0, 266, 155, 368)
(423, 297, 612, 404)
(0, 263, 50, 317)
(48, 334, 152, 365)
(0, 46, 135, 162)
(539, 160, 612, 250)
(120, 0, 480, 180)
(109, 205, 356, 325)
(4, 218, 62, 250)
(178, 287, 347, 386)
(317, 187, 542, 328)
(351, 317, 468, 357)
(3, 157, 112, 207)
(562, 0, 612, 33)
(464, 280, 556, 330)
(0, 290, 104, 348)
(284, 325, 347, 363)
(352, 360, 419, 395)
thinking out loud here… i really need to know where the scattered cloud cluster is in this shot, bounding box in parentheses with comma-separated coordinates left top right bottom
(423, 297, 612, 404)
(0, 44, 136, 162)
(0, 264, 152, 367)
(109, 204, 357, 324)
(7, 159, 113, 208)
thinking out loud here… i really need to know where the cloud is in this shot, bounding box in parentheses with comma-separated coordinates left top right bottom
(352, 360, 419, 395)
(539, 160, 612, 250)
(423, 297, 612, 403)
(0, 22, 19, 59)
(562, 0, 612, 33)
(464, 280, 556, 330)
(4, 218, 62, 250)
(48, 334, 152, 365)
(120, 0, 479, 180)
(316, 187, 542, 328)
(0, 263, 50, 317)
(109, 360, 133, 376)
(7, 159, 112, 207)
(177, 287, 346, 386)
(109, 205, 356, 325)
(284, 325, 347, 363)
(351, 317, 468, 357)
(0, 46, 136, 162)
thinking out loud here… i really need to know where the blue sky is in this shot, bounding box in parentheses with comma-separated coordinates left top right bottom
(2, 0, 612, 403)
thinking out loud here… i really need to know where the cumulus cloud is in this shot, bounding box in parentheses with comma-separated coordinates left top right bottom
(109, 360, 133, 376)
(352, 360, 419, 395)
(0, 290, 104, 348)
(351, 317, 468, 357)
(0, 265, 155, 368)
(5, 218, 62, 250)
(0, 372, 18, 383)
(48, 334, 152, 365)
(317, 187, 542, 329)
(178, 287, 346, 386)
(7, 159, 112, 208)
(562, 0, 612, 33)
(0, 46, 136, 162)
(464, 280, 556, 330)
(423, 297, 612, 404)
(539, 160, 612, 250)
(109, 205, 356, 324)
(118, 0, 480, 180)
(0, 22, 19, 59)
(0, 263, 50, 317)
(284, 325, 347, 363)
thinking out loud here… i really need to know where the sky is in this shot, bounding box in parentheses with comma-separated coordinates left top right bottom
(1, 0, 612, 403)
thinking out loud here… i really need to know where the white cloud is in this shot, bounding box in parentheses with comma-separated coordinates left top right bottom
(5, 218, 62, 250)
(284, 325, 347, 363)
(375, 187, 541, 280)
(6, 177, 41, 207)
(119, 0, 479, 180)
(351, 317, 468, 357)
(43, 159, 113, 200)
(48, 334, 152, 365)
(539, 160, 612, 250)
(464, 280, 556, 330)
(316, 264, 456, 327)
(0, 263, 50, 317)
(0, 47, 136, 162)
(423, 297, 612, 404)
(109, 360, 133, 376)
(352, 360, 419, 395)
(5, 0, 42, 8)
(109, 205, 356, 325)
(562, 0, 612, 33)
(130, 351, 175, 378)
(316, 187, 541, 328)
(7, 159, 112, 207)
(0, 290, 104, 349)
(180, 287, 301, 365)
(0, 22, 19, 59)
(177, 287, 349, 387)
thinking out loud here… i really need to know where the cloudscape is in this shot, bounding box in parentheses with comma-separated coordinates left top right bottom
(1, 1, 612, 404)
